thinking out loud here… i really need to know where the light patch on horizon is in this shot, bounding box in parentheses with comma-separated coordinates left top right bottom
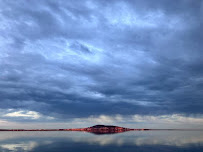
(3, 110, 55, 120)
(0, 119, 8, 123)
(71, 114, 203, 128)
(132, 114, 203, 124)
(4, 110, 41, 119)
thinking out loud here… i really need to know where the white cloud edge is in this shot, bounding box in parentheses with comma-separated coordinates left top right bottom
(2, 109, 54, 120)
(73, 114, 203, 125)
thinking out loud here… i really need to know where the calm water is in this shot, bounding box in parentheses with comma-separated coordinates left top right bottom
(0, 131, 203, 152)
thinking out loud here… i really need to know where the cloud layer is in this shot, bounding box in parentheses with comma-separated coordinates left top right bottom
(0, 0, 203, 126)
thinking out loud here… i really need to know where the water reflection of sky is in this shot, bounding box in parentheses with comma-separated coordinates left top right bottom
(0, 131, 203, 152)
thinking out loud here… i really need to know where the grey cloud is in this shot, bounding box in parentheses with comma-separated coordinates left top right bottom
(0, 0, 202, 122)
(69, 41, 92, 54)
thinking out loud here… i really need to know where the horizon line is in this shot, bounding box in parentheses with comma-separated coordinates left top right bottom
(0, 124, 203, 131)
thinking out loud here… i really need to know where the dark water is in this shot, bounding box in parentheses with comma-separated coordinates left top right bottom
(0, 131, 203, 152)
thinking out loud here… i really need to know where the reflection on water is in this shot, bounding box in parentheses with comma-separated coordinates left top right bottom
(1, 141, 38, 151)
(0, 131, 203, 152)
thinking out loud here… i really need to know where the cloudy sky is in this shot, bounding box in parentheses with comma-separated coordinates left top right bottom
(0, 0, 203, 129)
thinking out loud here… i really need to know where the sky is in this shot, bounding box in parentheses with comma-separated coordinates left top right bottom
(0, 0, 203, 129)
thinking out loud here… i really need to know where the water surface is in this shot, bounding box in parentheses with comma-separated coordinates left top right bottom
(0, 131, 203, 152)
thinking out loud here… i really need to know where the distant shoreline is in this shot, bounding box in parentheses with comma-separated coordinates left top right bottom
(0, 125, 202, 132)
(0, 129, 202, 131)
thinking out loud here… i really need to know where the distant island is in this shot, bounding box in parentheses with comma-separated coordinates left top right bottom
(69, 125, 150, 134)
(0, 125, 195, 134)
(0, 125, 150, 134)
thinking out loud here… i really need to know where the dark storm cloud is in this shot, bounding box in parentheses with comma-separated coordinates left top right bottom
(0, 0, 202, 121)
